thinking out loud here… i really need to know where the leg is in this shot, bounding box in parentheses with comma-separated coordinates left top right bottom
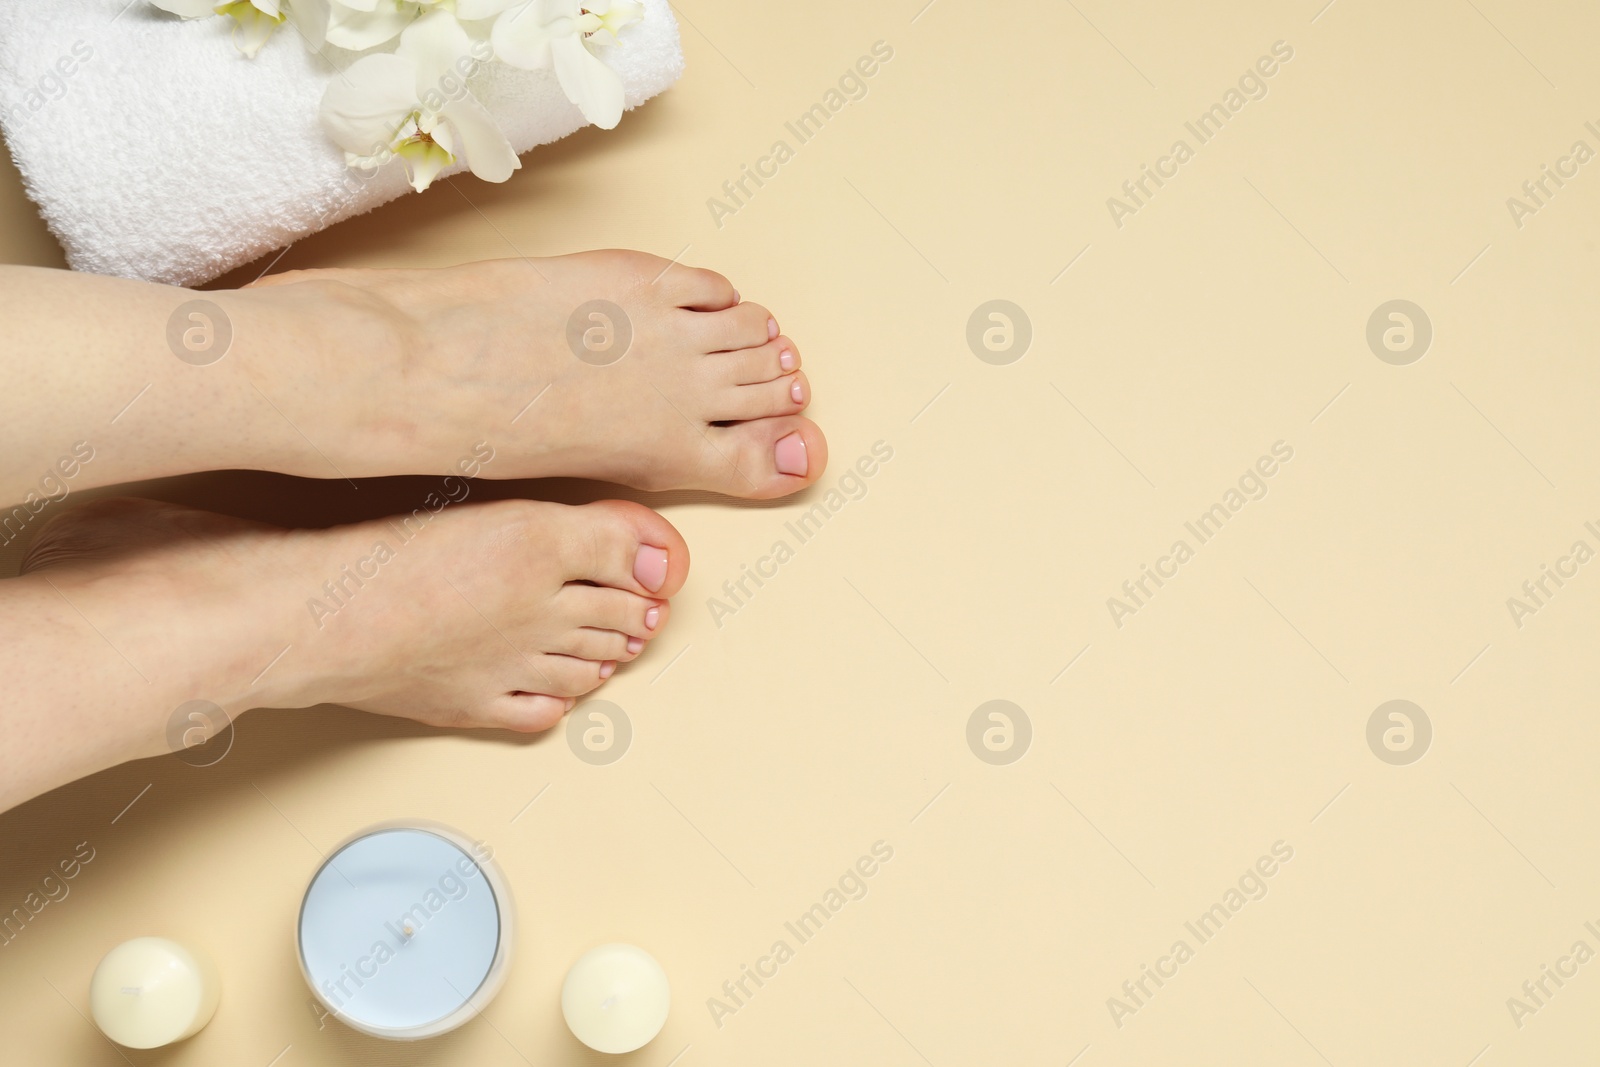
(0, 495, 687, 813)
(0, 252, 827, 508)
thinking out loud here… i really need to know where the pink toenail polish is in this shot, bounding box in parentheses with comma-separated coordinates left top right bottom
(767, 317, 779, 340)
(634, 545, 669, 592)
(565, 698, 576, 711)
(774, 432, 807, 477)
(789, 378, 804, 404)
(626, 637, 645, 655)
(779, 349, 795, 372)
(600, 661, 616, 679)
(732, 289, 740, 303)
(645, 606, 661, 630)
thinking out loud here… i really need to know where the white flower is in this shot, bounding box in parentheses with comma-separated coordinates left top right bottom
(325, 0, 457, 52)
(319, 10, 519, 192)
(486, 0, 643, 129)
(149, 0, 329, 57)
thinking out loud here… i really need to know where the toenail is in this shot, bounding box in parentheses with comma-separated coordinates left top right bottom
(774, 432, 808, 477)
(767, 317, 778, 340)
(565, 698, 576, 711)
(645, 606, 661, 630)
(789, 378, 805, 404)
(779, 348, 795, 372)
(732, 289, 740, 303)
(626, 637, 644, 655)
(634, 545, 669, 592)
(599, 661, 616, 679)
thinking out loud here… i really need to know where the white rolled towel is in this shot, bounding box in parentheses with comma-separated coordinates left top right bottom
(0, 0, 683, 286)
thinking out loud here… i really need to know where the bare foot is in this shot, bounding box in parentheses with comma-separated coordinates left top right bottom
(242, 250, 829, 498)
(19, 496, 688, 736)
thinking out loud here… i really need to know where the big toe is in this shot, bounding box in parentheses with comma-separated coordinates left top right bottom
(555, 499, 691, 597)
(481, 692, 575, 733)
(700, 416, 829, 500)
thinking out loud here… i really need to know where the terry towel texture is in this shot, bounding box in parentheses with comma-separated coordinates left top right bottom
(0, 0, 683, 286)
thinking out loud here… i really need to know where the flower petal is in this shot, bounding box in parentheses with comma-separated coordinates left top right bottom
(422, 117, 454, 155)
(455, 0, 518, 20)
(439, 94, 520, 183)
(397, 8, 475, 86)
(324, 0, 414, 50)
(289, 0, 329, 48)
(593, 0, 642, 42)
(396, 137, 453, 192)
(319, 51, 418, 156)
(227, 4, 284, 56)
(550, 33, 624, 128)
(148, 0, 222, 17)
(490, 2, 558, 69)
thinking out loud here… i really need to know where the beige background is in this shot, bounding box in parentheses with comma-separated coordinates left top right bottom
(3, 0, 1600, 1062)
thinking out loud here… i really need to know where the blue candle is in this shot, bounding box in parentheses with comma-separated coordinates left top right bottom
(298, 821, 514, 1040)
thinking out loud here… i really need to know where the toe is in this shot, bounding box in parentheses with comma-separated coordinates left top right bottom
(715, 336, 801, 385)
(525, 653, 612, 698)
(711, 371, 809, 422)
(693, 302, 776, 353)
(666, 266, 738, 311)
(559, 585, 667, 640)
(555, 500, 690, 597)
(557, 628, 637, 662)
(483, 693, 573, 733)
(703, 415, 829, 499)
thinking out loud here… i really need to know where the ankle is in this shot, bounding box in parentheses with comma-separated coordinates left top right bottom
(227, 275, 433, 479)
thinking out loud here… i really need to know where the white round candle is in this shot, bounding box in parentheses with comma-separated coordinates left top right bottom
(562, 944, 670, 1054)
(89, 937, 219, 1049)
(297, 820, 513, 1040)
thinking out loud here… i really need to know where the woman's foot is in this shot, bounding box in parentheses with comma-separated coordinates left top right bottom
(19, 495, 687, 736)
(241, 250, 829, 498)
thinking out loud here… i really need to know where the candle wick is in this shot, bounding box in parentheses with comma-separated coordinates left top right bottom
(600, 996, 618, 1011)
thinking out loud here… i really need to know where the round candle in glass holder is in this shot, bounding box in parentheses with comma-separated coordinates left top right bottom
(297, 819, 513, 1040)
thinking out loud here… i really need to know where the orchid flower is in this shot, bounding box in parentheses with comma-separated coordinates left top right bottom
(487, 0, 643, 129)
(324, 0, 485, 52)
(149, 0, 329, 58)
(319, 10, 519, 192)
